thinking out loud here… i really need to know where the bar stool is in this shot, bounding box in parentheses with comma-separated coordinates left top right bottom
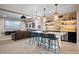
(29, 32, 37, 46)
(36, 33, 44, 47)
(37, 33, 49, 53)
(48, 34, 60, 53)
(29, 32, 32, 44)
(43, 34, 51, 50)
(39, 33, 49, 50)
(32, 32, 38, 46)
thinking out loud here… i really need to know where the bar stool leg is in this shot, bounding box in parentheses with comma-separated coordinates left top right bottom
(47, 39, 51, 51)
(44, 38, 47, 50)
(36, 37, 40, 47)
(32, 37, 34, 45)
(37, 37, 43, 48)
(54, 40, 57, 53)
(35, 37, 38, 47)
(29, 37, 32, 44)
(36, 37, 38, 47)
(38, 37, 40, 47)
(39, 37, 42, 47)
(57, 39, 60, 52)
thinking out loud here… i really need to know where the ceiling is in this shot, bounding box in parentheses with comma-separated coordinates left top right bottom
(0, 4, 77, 20)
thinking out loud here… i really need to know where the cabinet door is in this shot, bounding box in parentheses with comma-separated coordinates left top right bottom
(68, 32, 76, 43)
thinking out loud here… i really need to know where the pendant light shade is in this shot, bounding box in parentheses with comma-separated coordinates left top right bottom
(42, 8, 47, 31)
(43, 16, 47, 22)
(53, 4, 59, 21)
(53, 14, 59, 21)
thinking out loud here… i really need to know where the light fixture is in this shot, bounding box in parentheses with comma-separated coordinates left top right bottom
(54, 4, 58, 15)
(21, 15, 26, 19)
(35, 9, 37, 19)
(53, 4, 59, 21)
(43, 8, 47, 22)
(43, 8, 46, 17)
(42, 8, 47, 31)
(35, 9, 40, 19)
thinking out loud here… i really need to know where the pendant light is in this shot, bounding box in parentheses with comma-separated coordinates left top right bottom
(42, 8, 47, 31)
(53, 4, 59, 21)
(35, 9, 40, 19)
(54, 4, 58, 15)
(35, 9, 37, 19)
(43, 8, 46, 22)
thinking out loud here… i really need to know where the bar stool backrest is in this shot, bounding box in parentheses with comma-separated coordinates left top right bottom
(49, 34, 57, 40)
(37, 33, 44, 37)
(32, 32, 38, 37)
(45, 34, 57, 40)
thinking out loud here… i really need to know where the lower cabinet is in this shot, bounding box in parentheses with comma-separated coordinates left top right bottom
(68, 32, 77, 43)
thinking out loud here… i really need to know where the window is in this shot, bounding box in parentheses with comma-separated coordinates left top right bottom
(32, 22, 35, 28)
(29, 23, 31, 28)
(5, 20, 21, 30)
(26, 23, 28, 28)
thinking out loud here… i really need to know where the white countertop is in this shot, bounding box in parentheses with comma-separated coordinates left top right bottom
(44, 32, 68, 35)
(31, 31, 68, 36)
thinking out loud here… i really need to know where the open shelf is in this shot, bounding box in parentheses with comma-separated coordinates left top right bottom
(45, 12, 77, 32)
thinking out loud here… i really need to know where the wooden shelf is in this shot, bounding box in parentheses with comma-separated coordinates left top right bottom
(61, 20, 76, 25)
(45, 12, 77, 32)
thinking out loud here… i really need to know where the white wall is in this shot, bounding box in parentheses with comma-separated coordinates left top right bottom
(0, 18, 4, 35)
(20, 21, 26, 31)
(75, 5, 79, 46)
(34, 18, 42, 30)
(77, 11, 79, 47)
